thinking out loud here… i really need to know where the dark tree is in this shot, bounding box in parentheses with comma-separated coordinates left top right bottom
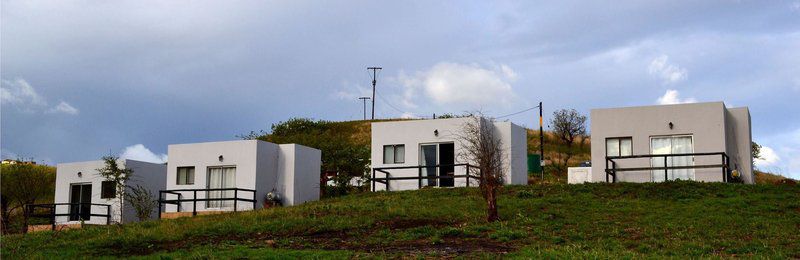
(0, 163, 56, 233)
(550, 109, 587, 166)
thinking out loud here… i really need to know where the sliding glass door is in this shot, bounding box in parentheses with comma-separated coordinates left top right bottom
(207, 166, 236, 208)
(651, 136, 694, 182)
(69, 183, 92, 221)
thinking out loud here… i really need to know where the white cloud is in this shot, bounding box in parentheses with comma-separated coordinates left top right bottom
(755, 146, 780, 167)
(400, 112, 417, 119)
(1, 78, 79, 115)
(656, 89, 697, 105)
(1, 78, 46, 109)
(47, 101, 79, 115)
(648, 55, 687, 84)
(120, 144, 167, 164)
(398, 62, 517, 109)
(792, 1, 800, 12)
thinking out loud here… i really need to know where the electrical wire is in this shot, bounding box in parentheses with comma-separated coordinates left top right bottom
(495, 105, 540, 119)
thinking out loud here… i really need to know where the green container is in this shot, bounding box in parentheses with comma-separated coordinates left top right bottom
(528, 154, 542, 173)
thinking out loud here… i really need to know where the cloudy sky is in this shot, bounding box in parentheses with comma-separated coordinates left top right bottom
(2, 1, 799, 178)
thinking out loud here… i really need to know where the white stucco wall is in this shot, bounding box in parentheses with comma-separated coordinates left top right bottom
(54, 159, 166, 225)
(278, 144, 321, 206)
(371, 117, 528, 191)
(590, 102, 753, 184)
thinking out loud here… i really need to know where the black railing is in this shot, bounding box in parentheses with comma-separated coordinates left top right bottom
(158, 188, 257, 219)
(605, 152, 729, 183)
(25, 203, 112, 231)
(371, 163, 479, 191)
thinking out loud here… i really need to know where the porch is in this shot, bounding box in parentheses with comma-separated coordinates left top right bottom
(370, 163, 479, 191)
(157, 188, 257, 219)
(605, 152, 731, 183)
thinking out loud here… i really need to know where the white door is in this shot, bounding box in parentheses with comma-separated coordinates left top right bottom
(651, 136, 694, 182)
(207, 166, 236, 208)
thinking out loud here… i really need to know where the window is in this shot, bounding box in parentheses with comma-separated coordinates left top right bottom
(101, 181, 116, 199)
(606, 137, 632, 157)
(177, 167, 195, 185)
(383, 144, 405, 164)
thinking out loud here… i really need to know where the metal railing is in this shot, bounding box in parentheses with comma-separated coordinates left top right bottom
(25, 203, 112, 231)
(605, 152, 729, 183)
(157, 188, 257, 219)
(371, 163, 479, 191)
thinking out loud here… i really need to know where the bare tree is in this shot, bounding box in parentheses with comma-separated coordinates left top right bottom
(125, 185, 158, 221)
(550, 109, 587, 166)
(96, 155, 133, 224)
(457, 116, 505, 222)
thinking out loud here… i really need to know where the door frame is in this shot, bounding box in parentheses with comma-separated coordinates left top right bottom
(206, 165, 236, 209)
(649, 134, 695, 181)
(418, 142, 456, 187)
(69, 182, 92, 221)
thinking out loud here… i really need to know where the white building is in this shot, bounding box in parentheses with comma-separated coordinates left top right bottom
(161, 140, 321, 216)
(371, 117, 528, 191)
(53, 159, 166, 225)
(590, 102, 753, 184)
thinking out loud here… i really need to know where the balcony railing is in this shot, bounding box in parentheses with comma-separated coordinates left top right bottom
(371, 163, 478, 191)
(605, 152, 730, 183)
(157, 188, 257, 219)
(25, 203, 112, 231)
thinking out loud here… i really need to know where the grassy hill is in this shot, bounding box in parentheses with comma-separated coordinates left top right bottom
(3, 182, 799, 258)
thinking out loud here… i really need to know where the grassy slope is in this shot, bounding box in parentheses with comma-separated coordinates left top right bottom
(3, 182, 799, 258)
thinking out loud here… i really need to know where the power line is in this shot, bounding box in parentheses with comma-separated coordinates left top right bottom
(495, 105, 540, 119)
(376, 92, 407, 115)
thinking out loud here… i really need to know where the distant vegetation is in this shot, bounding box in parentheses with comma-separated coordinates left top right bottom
(3, 182, 798, 258)
(0, 163, 56, 234)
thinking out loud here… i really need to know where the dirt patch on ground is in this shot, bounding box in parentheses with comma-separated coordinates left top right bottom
(101, 219, 516, 257)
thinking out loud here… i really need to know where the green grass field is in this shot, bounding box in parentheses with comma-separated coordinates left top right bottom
(3, 181, 799, 258)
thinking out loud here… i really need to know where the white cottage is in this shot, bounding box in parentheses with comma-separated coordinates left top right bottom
(370, 117, 528, 191)
(160, 140, 321, 217)
(53, 159, 166, 225)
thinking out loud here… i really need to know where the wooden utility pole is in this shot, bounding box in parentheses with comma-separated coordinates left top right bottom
(359, 97, 370, 120)
(367, 67, 382, 120)
(539, 102, 544, 180)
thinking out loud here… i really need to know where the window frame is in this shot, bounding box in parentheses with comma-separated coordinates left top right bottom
(176, 166, 195, 185)
(100, 181, 116, 199)
(383, 144, 405, 164)
(605, 137, 633, 157)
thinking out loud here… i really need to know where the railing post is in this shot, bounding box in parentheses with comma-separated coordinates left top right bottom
(386, 172, 390, 191)
(663, 155, 668, 182)
(371, 169, 375, 192)
(50, 205, 56, 231)
(418, 167, 422, 189)
(193, 190, 197, 216)
(106, 205, 111, 225)
(252, 190, 256, 210)
(234, 189, 238, 212)
(158, 191, 162, 219)
(605, 158, 609, 183)
(612, 161, 617, 183)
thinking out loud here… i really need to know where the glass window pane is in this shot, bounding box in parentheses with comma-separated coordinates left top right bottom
(187, 167, 195, 184)
(394, 145, 405, 163)
(620, 138, 632, 156)
(606, 139, 620, 157)
(383, 145, 394, 164)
